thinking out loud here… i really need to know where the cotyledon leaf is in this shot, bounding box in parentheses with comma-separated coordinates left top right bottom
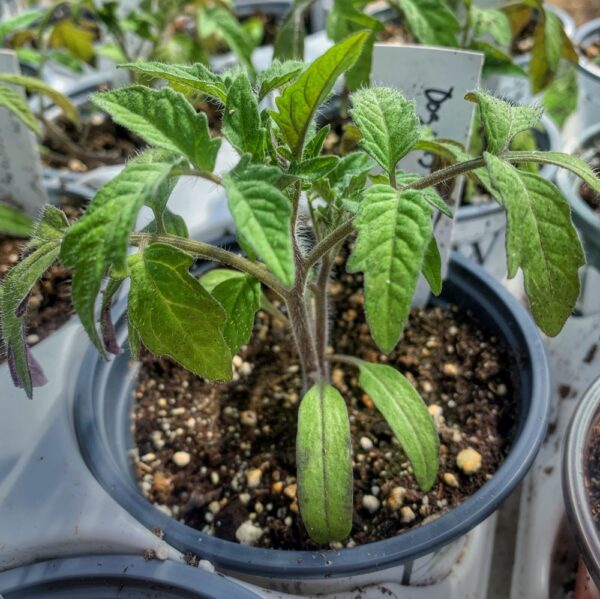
(297, 383, 353, 543)
(355, 360, 439, 491)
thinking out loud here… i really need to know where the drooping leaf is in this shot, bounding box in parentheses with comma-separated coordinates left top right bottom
(484, 152, 584, 336)
(273, 0, 313, 61)
(355, 361, 439, 491)
(422, 236, 442, 295)
(393, 0, 460, 46)
(201, 269, 261, 354)
(0, 206, 68, 398)
(142, 208, 189, 238)
(530, 9, 578, 94)
(0, 73, 79, 125)
(0, 84, 39, 135)
(121, 62, 227, 103)
(270, 31, 370, 158)
(465, 90, 543, 155)
(351, 87, 420, 176)
(223, 74, 264, 161)
(297, 383, 353, 543)
(49, 18, 95, 63)
(92, 86, 221, 172)
(348, 184, 433, 352)
(0, 202, 34, 237)
(128, 244, 231, 380)
(204, 6, 256, 79)
(224, 167, 295, 287)
(0, 9, 43, 44)
(61, 154, 182, 353)
(257, 60, 304, 101)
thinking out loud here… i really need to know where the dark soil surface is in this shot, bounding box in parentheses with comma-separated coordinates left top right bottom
(586, 419, 600, 528)
(580, 148, 600, 215)
(132, 251, 518, 550)
(41, 112, 145, 172)
(0, 195, 82, 363)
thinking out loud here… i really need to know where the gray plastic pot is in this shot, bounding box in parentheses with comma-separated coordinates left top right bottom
(573, 19, 600, 133)
(73, 250, 551, 593)
(563, 377, 600, 590)
(0, 555, 261, 598)
(556, 122, 600, 272)
(453, 113, 562, 277)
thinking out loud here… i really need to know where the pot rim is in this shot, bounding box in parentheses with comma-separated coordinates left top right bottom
(562, 377, 600, 588)
(74, 251, 550, 579)
(573, 18, 600, 81)
(0, 554, 261, 598)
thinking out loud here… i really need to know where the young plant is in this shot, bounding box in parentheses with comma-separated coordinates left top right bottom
(91, 0, 261, 80)
(3, 32, 599, 544)
(326, 0, 578, 118)
(0, 203, 34, 237)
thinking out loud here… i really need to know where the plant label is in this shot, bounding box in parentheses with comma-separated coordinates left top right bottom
(371, 44, 483, 300)
(0, 50, 47, 217)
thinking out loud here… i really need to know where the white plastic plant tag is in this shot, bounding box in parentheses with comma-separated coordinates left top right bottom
(0, 50, 47, 217)
(371, 44, 483, 302)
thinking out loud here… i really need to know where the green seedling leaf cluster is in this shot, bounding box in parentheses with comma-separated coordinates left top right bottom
(3, 33, 598, 547)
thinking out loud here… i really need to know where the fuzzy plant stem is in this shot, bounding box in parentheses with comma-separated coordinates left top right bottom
(313, 251, 333, 379)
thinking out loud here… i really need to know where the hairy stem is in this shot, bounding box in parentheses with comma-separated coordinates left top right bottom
(129, 232, 289, 299)
(313, 252, 333, 378)
(286, 292, 322, 391)
(172, 168, 223, 186)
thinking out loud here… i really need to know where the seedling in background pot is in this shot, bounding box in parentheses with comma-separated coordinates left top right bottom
(2, 32, 599, 544)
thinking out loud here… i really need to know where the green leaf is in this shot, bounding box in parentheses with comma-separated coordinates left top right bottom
(0, 9, 43, 44)
(61, 154, 181, 353)
(350, 87, 420, 176)
(289, 156, 340, 180)
(49, 49, 85, 73)
(542, 64, 578, 127)
(348, 184, 433, 352)
(530, 9, 578, 94)
(257, 60, 304, 101)
(465, 91, 543, 155)
(49, 18, 95, 64)
(0, 73, 79, 125)
(201, 269, 261, 354)
(270, 31, 370, 158)
(503, 151, 600, 195)
(273, 0, 313, 61)
(297, 383, 352, 543)
(224, 168, 295, 287)
(142, 208, 189, 238)
(397, 172, 453, 217)
(128, 244, 232, 380)
(470, 6, 511, 46)
(0, 202, 34, 237)
(0, 83, 40, 135)
(422, 236, 442, 295)
(204, 6, 256, 79)
(471, 41, 527, 78)
(120, 62, 227, 103)
(92, 86, 221, 173)
(0, 206, 68, 398)
(304, 125, 331, 159)
(223, 74, 264, 161)
(355, 361, 439, 491)
(393, 0, 460, 46)
(484, 152, 584, 336)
